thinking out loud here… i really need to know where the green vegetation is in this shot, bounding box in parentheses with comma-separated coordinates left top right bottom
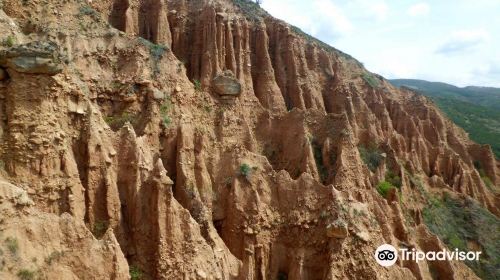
(5, 237, 18, 254)
(2, 35, 16, 47)
(362, 72, 380, 88)
(358, 145, 384, 172)
(17, 269, 35, 280)
(385, 170, 402, 188)
(376, 181, 396, 198)
(232, 0, 267, 21)
(423, 195, 499, 280)
(376, 171, 402, 199)
(129, 265, 143, 280)
(310, 138, 328, 183)
(390, 79, 500, 158)
(473, 161, 497, 193)
(193, 79, 202, 92)
(105, 112, 136, 130)
(239, 163, 252, 180)
(160, 96, 172, 127)
(45, 251, 63, 265)
(92, 220, 109, 238)
(78, 5, 98, 18)
(138, 37, 168, 76)
(138, 37, 168, 61)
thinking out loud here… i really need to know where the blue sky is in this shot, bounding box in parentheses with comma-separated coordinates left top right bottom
(261, 0, 500, 87)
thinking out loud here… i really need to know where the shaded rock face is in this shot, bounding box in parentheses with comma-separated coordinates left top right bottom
(0, 0, 497, 280)
(0, 67, 7, 80)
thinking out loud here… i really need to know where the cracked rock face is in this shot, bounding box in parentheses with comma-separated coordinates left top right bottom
(0, 0, 497, 279)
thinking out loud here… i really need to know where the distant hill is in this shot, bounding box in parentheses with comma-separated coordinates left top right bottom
(390, 79, 500, 158)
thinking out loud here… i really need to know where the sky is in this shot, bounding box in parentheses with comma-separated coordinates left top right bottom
(260, 0, 500, 87)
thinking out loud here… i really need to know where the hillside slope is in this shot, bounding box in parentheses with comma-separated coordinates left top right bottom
(391, 79, 500, 158)
(0, 0, 498, 279)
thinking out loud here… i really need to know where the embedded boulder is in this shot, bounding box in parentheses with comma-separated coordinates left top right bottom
(212, 71, 242, 96)
(0, 41, 63, 75)
(326, 218, 349, 238)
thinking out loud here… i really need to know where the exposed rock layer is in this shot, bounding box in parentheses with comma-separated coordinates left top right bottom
(0, 0, 497, 279)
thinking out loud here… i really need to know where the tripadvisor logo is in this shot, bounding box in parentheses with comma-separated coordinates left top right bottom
(374, 244, 481, 267)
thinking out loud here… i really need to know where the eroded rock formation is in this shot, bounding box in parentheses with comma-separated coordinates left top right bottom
(0, 0, 497, 279)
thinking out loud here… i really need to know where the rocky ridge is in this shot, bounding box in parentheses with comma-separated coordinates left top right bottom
(0, 0, 498, 279)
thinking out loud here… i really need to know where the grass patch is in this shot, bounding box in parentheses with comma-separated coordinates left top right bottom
(45, 251, 63, 265)
(232, 0, 267, 21)
(105, 112, 136, 130)
(17, 269, 35, 280)
(160, 96, 172, 127)
(358, 145, 384, 172)
(129, 265, 143, 280)
(5, 237, 18, 254)
(423, 195, 500, 279)
(362, 72, 379, 88)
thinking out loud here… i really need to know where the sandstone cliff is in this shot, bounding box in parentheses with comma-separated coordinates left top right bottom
(0, 0, 498, 279)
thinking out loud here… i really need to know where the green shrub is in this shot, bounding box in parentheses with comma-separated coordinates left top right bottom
(92, 220, 108, 238)
(239, 163, 252, 180)
(159, 97, 172, 127)
(193, 79, 202, 92)
(105, 112, 135, 129)
(358, 145, 383, 172)
(5, 237, 18, 254)
(17, 269, 35, 280)
(385, 170, 402, 188)
(130, 265, 143, 280)
(377, 181, 395, 198)
(2, 35, 15, 47)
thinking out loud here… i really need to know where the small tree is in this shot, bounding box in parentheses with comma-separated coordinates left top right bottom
(255, 0, 262, 5)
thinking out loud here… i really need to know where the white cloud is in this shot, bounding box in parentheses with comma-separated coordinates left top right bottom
(261, 0, 353, 40)
(369, 1, 389, 21)
(436, 29, 490, 54)
(345, 0, 389, 22)
(407, 2, 430, 17)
